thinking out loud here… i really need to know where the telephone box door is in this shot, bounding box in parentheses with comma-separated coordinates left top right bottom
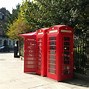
(61, 34, 73, 80)
(47, 36, 58, 80)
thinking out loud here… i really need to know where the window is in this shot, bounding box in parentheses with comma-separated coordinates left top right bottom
(64, 37, 70, 41)
(50, 46, 56, 50)
(50, 50, 56, 54)
(63, 37, 70, 65)
(64, 42, 70, 45)
(49, 37, 56, 74)
(49, 37, 56, 40)
(64, 46, 69, 50)
(49, 41, 56, 45)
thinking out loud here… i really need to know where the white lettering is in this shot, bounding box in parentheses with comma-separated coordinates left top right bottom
(61, 30, 72, 33)
(38, 32, 43, 35)
(49, 30, 58, 33)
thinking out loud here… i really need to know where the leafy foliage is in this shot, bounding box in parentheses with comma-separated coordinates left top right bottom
(7, 0, 88, 39)
(0, 8, 11, 36)
(10, 4, 20, 23)
(34, 0, 89, 32)
(7, 17, 30, 39)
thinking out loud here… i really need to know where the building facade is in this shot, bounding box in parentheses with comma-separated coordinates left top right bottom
(0, 36, 16, 50)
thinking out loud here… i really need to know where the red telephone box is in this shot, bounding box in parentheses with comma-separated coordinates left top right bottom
(47, 25, 74, 81)
(20, 32, 37, 73)
(36, 28, 49, 76)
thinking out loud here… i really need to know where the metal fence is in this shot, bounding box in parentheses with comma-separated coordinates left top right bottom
(74, 30, 89, 75)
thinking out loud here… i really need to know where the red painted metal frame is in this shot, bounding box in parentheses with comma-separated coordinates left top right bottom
(20, 32, 37, 73)
(47, 25, 74, 81)
(36, 28, 49, 76)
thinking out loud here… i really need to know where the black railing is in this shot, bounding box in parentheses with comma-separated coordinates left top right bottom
(74, 30, 89, 75)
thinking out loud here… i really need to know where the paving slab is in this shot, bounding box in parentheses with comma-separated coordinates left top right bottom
(0, 53, 89, 89)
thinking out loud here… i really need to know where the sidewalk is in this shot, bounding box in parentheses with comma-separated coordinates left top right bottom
(0, 53, 89, 89)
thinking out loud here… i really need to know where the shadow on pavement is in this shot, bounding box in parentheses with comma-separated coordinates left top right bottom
(64, 78, 89, 88)
(26, 73, 89, 88)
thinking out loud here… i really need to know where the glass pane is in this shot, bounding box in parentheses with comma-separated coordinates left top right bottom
(50, 50, 56, 54)
(64, 46, 69, 50)
(50, 46, 56, 50)
(50, 55, 55, 59)
(49, 69, 56, 74)
(64, 37, 70, 41)
(49, 41, 56, 45)
(50, 60, 55, 63)
(64, 42, 70, 45)
(49, 37, 56, 40)
(50, 65, 56, 69)
(64, 51, 70, 55)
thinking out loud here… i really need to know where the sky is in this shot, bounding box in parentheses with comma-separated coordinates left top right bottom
(0, 0, 23, 13)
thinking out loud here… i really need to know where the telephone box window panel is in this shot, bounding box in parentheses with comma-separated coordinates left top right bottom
(49, 69, 56, 74)
(48, 36, 56, 75)
(50, 50, 56, 54)
(47, 25, 73, 81)
(64, 37, 70, 41)
(49, 37, 56, 40)
(63, 36, 71, 65)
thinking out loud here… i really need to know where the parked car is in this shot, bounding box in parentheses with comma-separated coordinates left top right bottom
(0, 46, 10, 52)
